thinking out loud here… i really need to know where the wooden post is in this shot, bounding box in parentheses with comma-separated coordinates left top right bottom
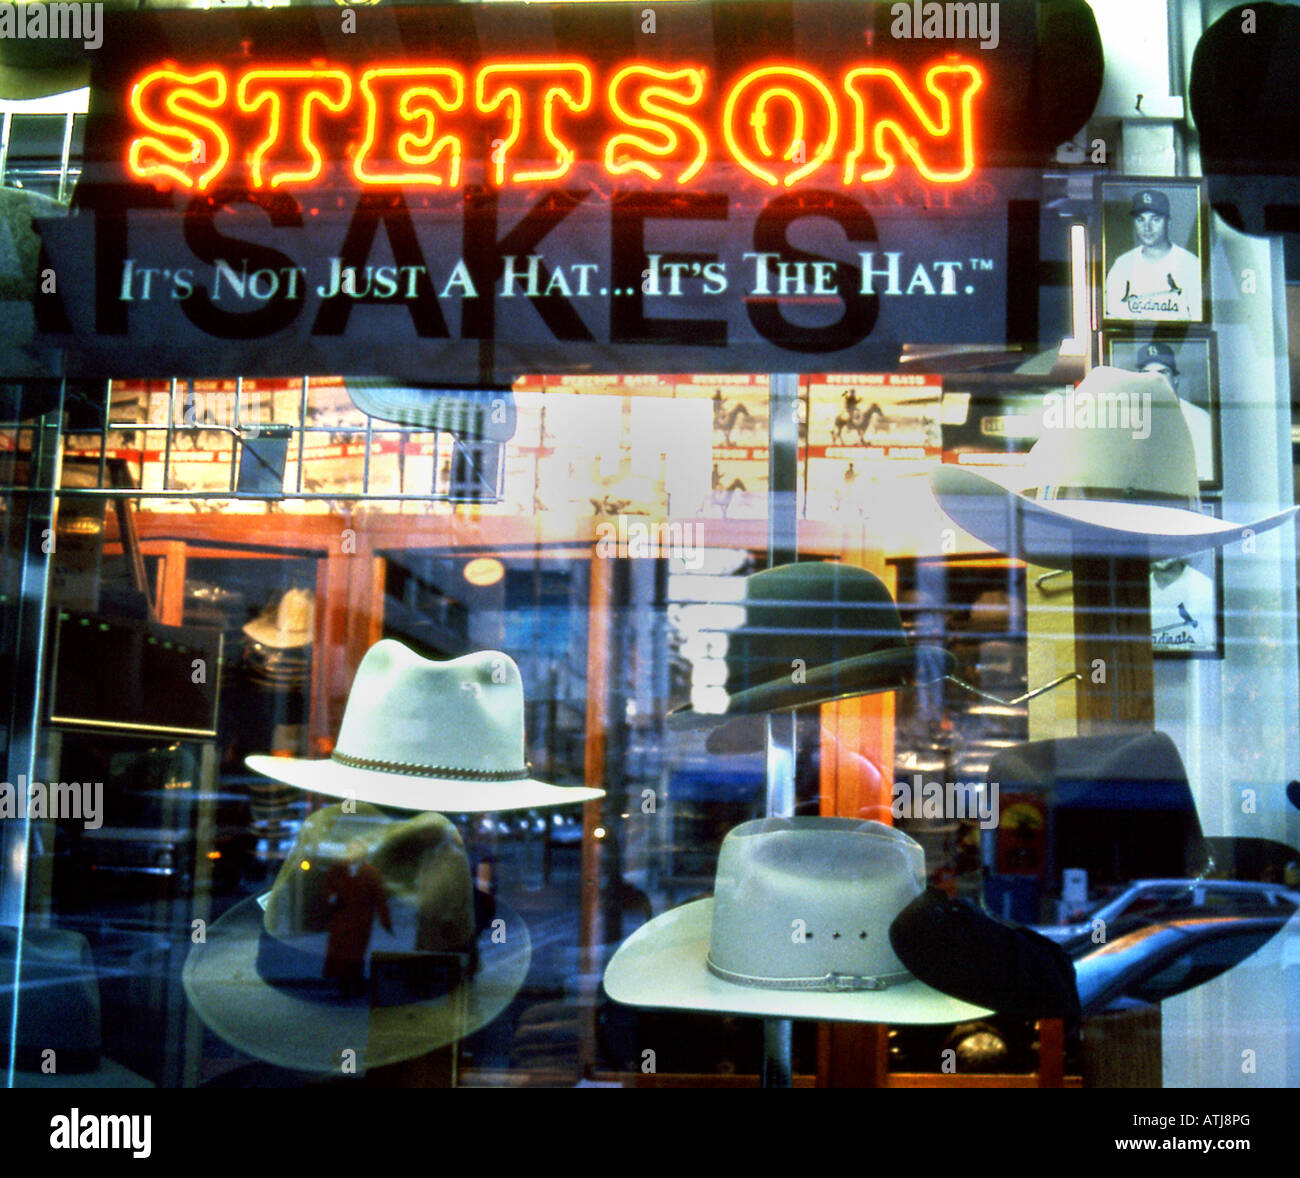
(578, 549, 612, 1073)
(816, 550, 895, 1088)
(1070, 554, 1161, 1087)
(1071, 556, 1154, 734)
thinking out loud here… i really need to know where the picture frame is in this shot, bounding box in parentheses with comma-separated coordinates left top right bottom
(1151, 500, 1224, 659)
(1097, 177, 1209, 325)
(1102, 329, 1221, 491)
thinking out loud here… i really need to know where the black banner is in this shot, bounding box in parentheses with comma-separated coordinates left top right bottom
(31, 2, 1100, 380)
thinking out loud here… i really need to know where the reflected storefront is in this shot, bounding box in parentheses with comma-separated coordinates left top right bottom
(1, 0, 1298, 1097)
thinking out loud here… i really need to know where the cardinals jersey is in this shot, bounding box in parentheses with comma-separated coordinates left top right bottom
(1105, 244, 1201, 320)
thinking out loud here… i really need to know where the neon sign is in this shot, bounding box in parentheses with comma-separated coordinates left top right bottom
(126, 58, 984, 192)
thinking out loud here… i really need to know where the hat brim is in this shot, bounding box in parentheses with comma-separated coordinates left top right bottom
(932, 465, 1298, 570)
(13, 1057, 154, 1089)
(344, 378, 516, 440)
(0, 66, 88, 101)
(241, 619, 313, 649)
(183, 894, 531, 1074)
(667, 645, 955, 746)
(603, 898, 993, 1025)
(246, 754, 604, 814)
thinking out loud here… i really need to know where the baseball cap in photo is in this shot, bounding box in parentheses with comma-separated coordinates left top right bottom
(1130, 189, 1172, 218)
(1136, 342, 1178, 373)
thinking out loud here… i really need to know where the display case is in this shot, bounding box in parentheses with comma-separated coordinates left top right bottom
(2, 0, 1298, 1108)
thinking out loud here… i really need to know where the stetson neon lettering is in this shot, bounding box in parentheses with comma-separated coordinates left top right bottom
(235, 69, 353, 189)
(604, 65, 709, 185)
(125, 58, 986, 192)
(842, 63, 982, 184)
(353, 67, 465, 188)
(475, 63, 594, 186)
(722, 66, 840, 187)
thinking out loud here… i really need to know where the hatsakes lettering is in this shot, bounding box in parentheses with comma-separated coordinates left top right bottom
(125, 58, 984, 192)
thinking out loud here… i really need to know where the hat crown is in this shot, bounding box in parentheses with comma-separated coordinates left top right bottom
(275, 588, 314, 634)
(1025, 368, 1198, 500)
(264, 803, 475, 953)
(730, 562, 907, 668)
(987, 732, 1208, 885)
(332, 642, 528, 781)
(1131, 189, 1171, 216)
(708, 818, 924, 988)
(0, 927, 101, 1059)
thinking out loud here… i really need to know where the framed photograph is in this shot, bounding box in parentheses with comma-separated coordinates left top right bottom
(1097, 177, 1209, 325)
(1103, 330, 1220, 491)
(1151, 500, 1224, 659)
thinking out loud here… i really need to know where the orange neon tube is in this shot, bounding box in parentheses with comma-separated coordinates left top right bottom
(236, 68, 353, 189)
(841, 62, 983, 185)
(127, 67, 231, 191)
(353, 66, 466, 187)
(722, 66, 839, 187)
(475, 63, 593, 186)
(604, 64, 709, 184)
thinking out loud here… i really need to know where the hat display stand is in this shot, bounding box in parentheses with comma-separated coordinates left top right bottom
(747, 375, 801, 1087)
(623, 379, 1080, 1088)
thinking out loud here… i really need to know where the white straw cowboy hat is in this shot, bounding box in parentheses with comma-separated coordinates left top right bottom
(930, 367, 1297, 569)
(184, 804, 531, 1074)
(246, 640, 604, 813)
(604, 817, 991, 1024)
(242, 587, 315, 650)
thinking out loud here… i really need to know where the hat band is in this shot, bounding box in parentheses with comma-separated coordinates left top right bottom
(706, 956, 912, 992)
(331, 750, 530, 782)
(1027, 486, 1198, 511)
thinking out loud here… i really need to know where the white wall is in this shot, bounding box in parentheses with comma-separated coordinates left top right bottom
(1153, 217, 1300, 1089)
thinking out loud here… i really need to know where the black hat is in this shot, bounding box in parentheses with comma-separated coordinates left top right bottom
(1130, 189, 1172, 218)
(1136, 342, 1178, 374)
(889, 888, 1080, 1021)
(668, 562, 954, 745)
(987, 731, 1209, 885)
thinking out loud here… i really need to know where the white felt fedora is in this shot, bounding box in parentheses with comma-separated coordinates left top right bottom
(246, 640, 603, 813)
(183, 804, 531, 1074)
(930, 367, 1297, 569)
(603, 817, 991, 1024)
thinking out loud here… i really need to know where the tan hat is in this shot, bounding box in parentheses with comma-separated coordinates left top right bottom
(247, 640, 604, 813)
(931, 367, 1297, 569)
(242, 588, 315, 650)
(183, 803, 532, 1074)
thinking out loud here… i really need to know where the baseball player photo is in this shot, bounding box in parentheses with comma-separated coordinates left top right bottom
(1104, 334, 1220, 488)
(1151, 551, 1221, 657)
(1101, 181, 1207, 323)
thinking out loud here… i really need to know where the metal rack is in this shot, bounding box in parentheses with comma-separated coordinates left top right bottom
(0, 92, 86, 202)
(6, 376, 507, 505)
